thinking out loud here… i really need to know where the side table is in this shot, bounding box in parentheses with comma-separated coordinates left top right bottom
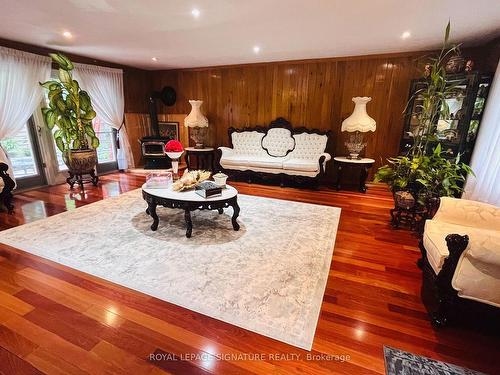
(334, 157, 375, 193)
(185, 147, 215, 172)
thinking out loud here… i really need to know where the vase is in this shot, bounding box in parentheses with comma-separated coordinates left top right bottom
(63, 149, 97, 174)
(445, 55, 465, 74)
(166, 151, 184, 180)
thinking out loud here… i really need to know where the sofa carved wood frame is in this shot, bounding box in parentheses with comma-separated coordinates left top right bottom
(0, 162, 15, 214)
(217, 117, 332, 188)
(418, 198, 500, 330)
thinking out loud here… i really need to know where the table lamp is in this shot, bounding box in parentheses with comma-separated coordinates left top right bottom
(341, 97, 376, 159)
(184, 100, 209, 148)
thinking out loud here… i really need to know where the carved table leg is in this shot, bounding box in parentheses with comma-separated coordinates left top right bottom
(231, 199, 240, 231)
(359, 166, 369, 193)
(67, 171, 75, 188)
(149, 201, 159, 231)
(90, 169, 99, 186)
(184, 209, 193, 238)
(335, 164, 342, 191)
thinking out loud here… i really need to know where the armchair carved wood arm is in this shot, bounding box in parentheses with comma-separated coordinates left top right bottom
(0, 162, 15, 213)
(419, 197, 500, 328)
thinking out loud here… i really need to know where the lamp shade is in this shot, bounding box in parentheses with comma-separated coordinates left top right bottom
(184, 100, 208, 128)
(341, 97, 376, 132)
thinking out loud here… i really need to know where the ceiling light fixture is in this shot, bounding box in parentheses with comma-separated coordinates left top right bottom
(191, 8, 200, 18)
(62, 30, 72, 39)
(253, 46, 260, 54)
(401, 31, 411, 39)
(152, 57, 158, 62)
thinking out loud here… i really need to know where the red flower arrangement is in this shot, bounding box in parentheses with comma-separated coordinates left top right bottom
(164, 140, 184, 153)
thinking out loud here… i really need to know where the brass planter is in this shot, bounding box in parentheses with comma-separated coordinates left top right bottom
(64, 149, 97, 175)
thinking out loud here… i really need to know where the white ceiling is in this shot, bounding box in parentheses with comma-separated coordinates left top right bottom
(1, 0, 499, 70)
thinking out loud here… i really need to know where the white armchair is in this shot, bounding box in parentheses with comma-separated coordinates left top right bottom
(420, 196, 500, 326)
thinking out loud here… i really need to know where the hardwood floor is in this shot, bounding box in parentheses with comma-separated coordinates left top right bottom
(0, 172, 498, 374)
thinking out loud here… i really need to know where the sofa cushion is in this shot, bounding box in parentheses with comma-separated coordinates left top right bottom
(231, 131, 266, 156)
(221, 155, 250, 167)
(433, 197, 500, 232)
(246, 156, 285, 169)
(452, 248, 500, 308)
(282, 158, 318, 172)
(289, 133, 328, 160)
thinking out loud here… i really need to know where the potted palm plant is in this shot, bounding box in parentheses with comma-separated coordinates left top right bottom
(40, 53, 100, 184)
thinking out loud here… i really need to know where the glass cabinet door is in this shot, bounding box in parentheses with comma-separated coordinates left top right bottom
(436, 82, 468, 144)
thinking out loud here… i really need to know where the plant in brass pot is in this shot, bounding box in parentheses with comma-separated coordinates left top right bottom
(375, 22, 473, 220)
(40, 53, 100, 176)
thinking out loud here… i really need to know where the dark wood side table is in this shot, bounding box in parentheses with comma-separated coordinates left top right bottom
(334, 157, 375, 193)
(185, 147, 215, 171)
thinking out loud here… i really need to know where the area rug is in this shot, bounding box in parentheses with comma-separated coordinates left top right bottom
(0, 189, 340, 350)
(383, 346, 487, 375)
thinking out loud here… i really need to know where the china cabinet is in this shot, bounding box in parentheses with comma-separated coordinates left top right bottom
(399, 71, 492, 164)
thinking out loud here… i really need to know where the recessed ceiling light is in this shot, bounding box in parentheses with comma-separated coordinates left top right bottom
(401, 31, 411, 39)
(151, 57, 158, 62)
(253, 46, 260, 54)
(191, 8, 200, 18)
(62, 30, 72, 39)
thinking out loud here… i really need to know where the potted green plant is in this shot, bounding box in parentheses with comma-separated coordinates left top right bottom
(40, 53, 100, 177)
(375, 22, 474, 223)
(376, 144, 473, 202)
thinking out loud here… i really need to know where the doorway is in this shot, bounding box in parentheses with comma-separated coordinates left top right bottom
(0, 117, 47, 190)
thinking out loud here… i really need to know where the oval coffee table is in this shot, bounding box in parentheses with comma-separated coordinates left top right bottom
(141, 183, 240, 238)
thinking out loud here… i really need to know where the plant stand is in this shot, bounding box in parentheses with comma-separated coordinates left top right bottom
(66, 169, 99, 190)
(390, 204, 426, 231)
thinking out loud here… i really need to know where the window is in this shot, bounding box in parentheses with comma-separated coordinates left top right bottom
(0, 123, 39, 178)
(93, 118, 117, 164)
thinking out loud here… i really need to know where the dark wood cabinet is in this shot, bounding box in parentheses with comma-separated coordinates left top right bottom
(399, 71, 492, 164)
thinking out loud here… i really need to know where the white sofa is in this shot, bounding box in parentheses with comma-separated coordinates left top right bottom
(420, 196, 500, 325)
(218, 118, 331, 182)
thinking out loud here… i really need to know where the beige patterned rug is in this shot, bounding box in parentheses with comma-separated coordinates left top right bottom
(0, 189, 341, 350)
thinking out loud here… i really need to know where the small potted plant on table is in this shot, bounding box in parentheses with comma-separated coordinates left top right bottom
(164, 140, 184, 180)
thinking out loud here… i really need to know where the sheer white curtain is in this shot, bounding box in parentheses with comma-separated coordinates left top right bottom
(73, 63, 133, 170)
(463, 61, 500, 206)
(0, 47, 50, 185)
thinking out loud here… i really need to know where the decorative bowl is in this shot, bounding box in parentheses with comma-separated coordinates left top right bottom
(213, 172, 228, 187)
(166, 151, 184, 160)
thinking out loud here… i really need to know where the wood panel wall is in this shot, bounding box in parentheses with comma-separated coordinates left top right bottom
(149, 53, 425, 179)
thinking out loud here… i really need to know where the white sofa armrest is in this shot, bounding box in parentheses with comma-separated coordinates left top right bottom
(218, 146, 234, 158)
(433, 197, 500, 231)
(319, 153, 331, 172)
